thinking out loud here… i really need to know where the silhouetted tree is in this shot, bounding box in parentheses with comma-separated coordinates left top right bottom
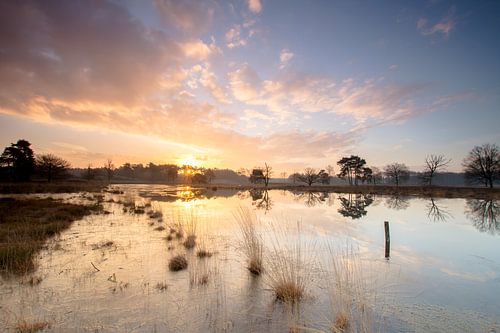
(360, 167, 373, 184)
(36, 154, 70, 182)
(371, 167, 383, 184)
(337, 155, 366, 185)
(422, 154, 451, 186)
(85, 164, 96, 181)
(104, 159, 114, 183)
(297, 168, 328, 186)
(463, 144, 500, 188)
(263, 163, 272, 187)
(384, 163, 410, 186)
(0, 139, 35, 181)
(250, 169, 265, 184)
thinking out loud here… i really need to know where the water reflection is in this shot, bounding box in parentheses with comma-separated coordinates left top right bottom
(385, 195, 410, 210)
(465, 199, 499, 234)
(427, 198, 452, 223)
(250, 189, 272, 211)
(293, 191, 329, 207)
(337, 193, 374, 219)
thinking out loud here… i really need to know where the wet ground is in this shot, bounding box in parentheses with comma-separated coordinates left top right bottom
(0, 185, 499, 332)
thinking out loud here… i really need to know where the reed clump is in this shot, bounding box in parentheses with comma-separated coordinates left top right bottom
(168, 255, 188, 271)
(264, 222, 314, 304)
(327, 246, 374, 333)
(180, 210, 198, 249)
(234, 207, 263, 275)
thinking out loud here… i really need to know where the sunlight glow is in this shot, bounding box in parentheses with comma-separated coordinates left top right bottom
(177, 155, 203, 168)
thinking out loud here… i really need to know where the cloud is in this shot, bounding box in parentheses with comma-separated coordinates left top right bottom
(225, 25, 247, 49)
(418, 7, 456, 39)
(179, 39, 220, 60)
(228, 64, 428, 125)
(279, 49, 294, 69)
(0, 0, 184, 109)
(247, 0, 262, 13)
(154, 0, 214, 34)
(228, 64, 262, 101)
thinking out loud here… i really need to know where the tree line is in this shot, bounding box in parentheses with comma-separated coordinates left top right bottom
(0, 139, 218, 184)
(247, 143, 500, 188)
(1, 139, 499, 187)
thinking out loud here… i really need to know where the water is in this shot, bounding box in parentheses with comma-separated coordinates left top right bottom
(1, 185, 499, 332)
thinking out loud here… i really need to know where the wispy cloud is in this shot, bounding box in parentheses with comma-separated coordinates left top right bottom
(279, 49, 294, 69)
(418, 7, 457, 39)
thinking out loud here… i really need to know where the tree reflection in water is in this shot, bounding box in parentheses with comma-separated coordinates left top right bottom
(426, 198, 452, 223)
(337, 193, 374, 219)
(294, 191, 329, 207)
(465, 199, 499, 234)
(249, 189, 272, 212)
(385, 195, 410, 210)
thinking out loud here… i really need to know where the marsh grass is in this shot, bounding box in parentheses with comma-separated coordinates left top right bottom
(234, 206, 263, 275)
(326, 246, 376, 333)
(15, 319, 51, 333)
(264, 222, 315, 304)
(0, 198, 100, 275)
(155, 282, 169, 291)
(180, 210, 198, 249)
(0, 182, 105, 194)
(169, 255, 188, 271)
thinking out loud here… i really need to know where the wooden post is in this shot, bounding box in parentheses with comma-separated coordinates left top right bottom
(384, 221, 390, 259)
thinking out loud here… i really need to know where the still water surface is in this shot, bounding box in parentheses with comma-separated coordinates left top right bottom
(1, 185, 499, 332)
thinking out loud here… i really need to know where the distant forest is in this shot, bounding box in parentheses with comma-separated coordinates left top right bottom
(1, 139, 499, 187)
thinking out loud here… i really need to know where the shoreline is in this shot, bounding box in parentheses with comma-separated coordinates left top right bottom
(1, 181, 498, 199)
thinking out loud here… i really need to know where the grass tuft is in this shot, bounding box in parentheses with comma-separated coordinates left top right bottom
(15, 319, 51, 333)
(234, 206, 263, 275)
(168, 255, 188, 271)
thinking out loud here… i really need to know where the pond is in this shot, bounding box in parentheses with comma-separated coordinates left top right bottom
(1, 185, 499, 332)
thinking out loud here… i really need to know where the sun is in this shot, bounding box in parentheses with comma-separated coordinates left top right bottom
(177, 155, 203, 168)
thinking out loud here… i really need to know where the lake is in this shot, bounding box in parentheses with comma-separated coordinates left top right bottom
(1, 184, 499, 332)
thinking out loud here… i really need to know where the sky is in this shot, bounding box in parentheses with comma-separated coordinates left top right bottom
(0, 0, 499, 173)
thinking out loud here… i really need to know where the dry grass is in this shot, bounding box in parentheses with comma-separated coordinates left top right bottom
(234, 206, 263, 275)
(327, 246, 374, 333)
(0, 182, 105, 194)
(183, 235, 197, 249)
(0, 198, 100, 275)
(168, 255, 188, 271)
(15, 319, 51, 333)
(155, 282, 169, 291)
(264, 222, 313, 304)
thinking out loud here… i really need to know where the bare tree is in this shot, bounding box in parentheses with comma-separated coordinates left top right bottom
(85, 163, 96, 181)
(280, 171, 287, 183)
(36, 154, 70, 182)
(422, 154, 451, 186)
(384, 163, 410, 186)
(463, 144, 500, 188)
(105, 159, 114, 183)
(297, 168, 320, 186)
(263, 162, 272, 187)
(371, 167, 383, 185)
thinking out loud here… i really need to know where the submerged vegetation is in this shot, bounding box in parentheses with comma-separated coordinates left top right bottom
(0, 198, 102, 275)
